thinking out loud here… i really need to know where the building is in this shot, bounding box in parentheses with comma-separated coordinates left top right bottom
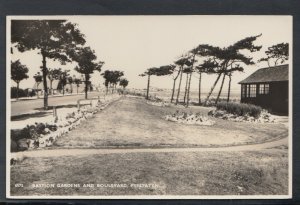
(238, 64, 289, 115)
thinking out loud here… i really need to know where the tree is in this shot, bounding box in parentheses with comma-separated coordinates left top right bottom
(110, 71, 124, 93)
(70, 46, 104, 99)
(185, 49, 198, 107)
(183, 67, 192, 104)
(119, 78, 129, 90)
(68, 76, 74, 93)
(174, 55, 192, 105)
(48, 68, 62, 95)
(11, 60, 29, 100)
(58, 70, 70, 95)
(166, 64, 178, 103)
(33, 72, 43, 98)
(139, 67, 158, 100)
(196, 34, 262, 104)
(140, 66, 173, 100)
(101, 70, 114, 94)
(11, 20, 86, 109)
(194, 61, 211, 105)
(74, 78, 82, 94)
(259, 43, 289, 67)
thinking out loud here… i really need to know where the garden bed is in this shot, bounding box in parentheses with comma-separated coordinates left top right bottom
(165, 110, 215, 126)
(11, 95, 121, 152)
(208, 109, 276, 123)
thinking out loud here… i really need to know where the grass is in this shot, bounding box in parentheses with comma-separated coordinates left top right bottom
(53, 97, 287, 148)
(10, 149, 288, 196)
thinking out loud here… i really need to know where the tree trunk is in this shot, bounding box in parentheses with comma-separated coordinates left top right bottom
(175, 67, 183, 105)
(62, 85, 65, 96)
(85, 74, 88, 99)
(36, 84, 39, 99)
(204, 72, 222, 105)
(41, 53, 48, 110)
(77, 85, 79, 94)
(186, 72, 193, 107)
(186, 53, 196, 107)
(215, 73, 226, 105)
(171, 68, 181, 103)
(198, 72, 202, 105)
(50, 80, 53, 96)
(146, 74, 150, 100)
(171, 79, 176, 103)
(227, 74, 232, 102)
(183, 73, 189, 103)
(106, 86, 108, 95)
(16, 82, 19, 100)
(70, 83, 73, 94)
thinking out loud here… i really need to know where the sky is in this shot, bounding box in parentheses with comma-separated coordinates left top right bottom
(9, 15, 292, 93)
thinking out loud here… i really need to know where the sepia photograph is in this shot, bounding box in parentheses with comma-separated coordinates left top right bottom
(6, 15, 292, 199)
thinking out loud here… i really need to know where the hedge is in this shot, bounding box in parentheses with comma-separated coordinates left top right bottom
(216, 102, 262, 118)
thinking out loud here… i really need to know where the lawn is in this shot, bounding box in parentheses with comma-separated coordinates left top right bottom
(10, 149, 288, 196)
(53, 96, 288, 148)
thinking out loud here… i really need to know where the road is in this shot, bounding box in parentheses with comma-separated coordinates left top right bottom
(11, 92, 101, 116)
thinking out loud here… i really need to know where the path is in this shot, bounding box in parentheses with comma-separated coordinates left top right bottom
(11, 136, 287, 159)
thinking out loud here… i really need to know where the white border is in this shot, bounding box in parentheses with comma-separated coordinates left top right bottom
(6, 15, 293, 199)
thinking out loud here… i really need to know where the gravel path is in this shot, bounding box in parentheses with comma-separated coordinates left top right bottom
(11, 136, 288, 159)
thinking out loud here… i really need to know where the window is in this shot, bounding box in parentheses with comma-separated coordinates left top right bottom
(265, 84, 269, 94)
(258, 84, 270, 95)
(241, 84, 247, 98)
(249, 84, 256, 97)
(259, 84, 264, 94)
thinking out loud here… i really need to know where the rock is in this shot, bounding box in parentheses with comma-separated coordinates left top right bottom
(17, 138, 29, 151)
(208, 110, 214, 116)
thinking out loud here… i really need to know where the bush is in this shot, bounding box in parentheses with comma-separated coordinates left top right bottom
(11, 87, 26, 98)
(11, 123, 58, 141)
(216, 102, 262, 118)
(11, 87, 36, 98)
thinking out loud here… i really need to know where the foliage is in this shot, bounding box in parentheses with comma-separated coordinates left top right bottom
(140, 65, 175, 77)
(11, 20, 86, 62)
(58, 70, 70, 88)
(11, 60, 29, 84)
(11, 123, 58, 141)
(70, 46, 103, 75)
(74, 78, 82, 86)
(259, 43, 289, 66)
(11, 87, 36, 98)
(48, 68, 62, 82)
(11, 20, 86, 108)
(119, 78, 129, 88)
(33, 72, 43, 86)
(195, 35, 262, 104)
(101, 70, 124, 89)
(70, 46, 103, 98)
(216, 102, 262, 118)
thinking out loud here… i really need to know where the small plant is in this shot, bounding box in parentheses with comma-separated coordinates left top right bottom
(216, 102, 262, 118)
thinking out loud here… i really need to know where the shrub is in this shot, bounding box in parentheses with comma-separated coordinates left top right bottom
(11, 87, 36, 98)
(216, 102, 262, 118)
(11, 123, 58, 141)
(11, 87, 26, 98)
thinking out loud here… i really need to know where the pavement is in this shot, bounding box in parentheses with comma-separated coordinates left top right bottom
(10, 136, 288, 159)
(11, 92, 103, 117)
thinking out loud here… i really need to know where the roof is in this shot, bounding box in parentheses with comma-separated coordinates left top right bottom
(239, 64, 289, 84)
